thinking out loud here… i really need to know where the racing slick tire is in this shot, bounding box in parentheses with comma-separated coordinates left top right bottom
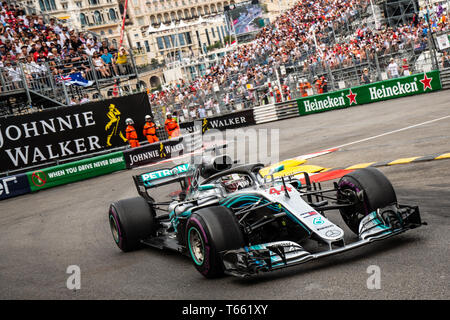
(108, 197, 156, 252)
(186, 206, 245, 278)
(337, 167, 397, 235)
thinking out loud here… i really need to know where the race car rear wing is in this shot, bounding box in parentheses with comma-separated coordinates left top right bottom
(133, 163, 192, 201)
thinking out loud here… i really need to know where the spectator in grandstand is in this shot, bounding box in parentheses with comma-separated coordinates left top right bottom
(197, 105, 206, 118)
(84, 42, 96, 56)
(442, 51, 450, 69)
(92, 52, 111, 78)
(387, 58, 400, 79)
(101, 48, 117, 76)
(115, 46, 128, 75)
(213, 99, 221, 115)
(80, 94, 90, 104)
(320, 76, 328, 93)
(189, 106, 197, 120)
(361, 68, 371, 84)
(401, 58, 410, 76)
(4, 60, 22, 89)
(181, 105, 189, 120)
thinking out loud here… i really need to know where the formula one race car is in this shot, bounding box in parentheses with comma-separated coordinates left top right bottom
(108, 150, 425, 278)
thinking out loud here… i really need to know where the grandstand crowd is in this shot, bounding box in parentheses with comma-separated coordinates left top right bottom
(148, 0, 449, 119)
(1, 0, 449, 119)
(0, 1, 130, 93)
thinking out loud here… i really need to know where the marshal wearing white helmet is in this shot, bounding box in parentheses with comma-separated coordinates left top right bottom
(125, 118, 140, 148)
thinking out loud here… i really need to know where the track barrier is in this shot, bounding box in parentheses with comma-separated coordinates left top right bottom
(0, 70, 447, 200)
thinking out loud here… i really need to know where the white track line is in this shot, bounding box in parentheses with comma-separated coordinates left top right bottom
(328, 114, 450, 150)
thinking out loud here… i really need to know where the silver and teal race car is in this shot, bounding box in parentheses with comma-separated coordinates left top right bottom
(108, 151, 425, 278)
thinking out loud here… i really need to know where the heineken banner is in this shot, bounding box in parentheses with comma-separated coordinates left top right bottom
(0, 92, 152, 172)
(26, 152, 126, 192)
(179, 109, 256, 134)
(297, 71, 442, 116)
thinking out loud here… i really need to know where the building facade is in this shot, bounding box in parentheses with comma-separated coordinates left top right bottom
(125, 0, 240, 65)
(18, 0, 122, 43)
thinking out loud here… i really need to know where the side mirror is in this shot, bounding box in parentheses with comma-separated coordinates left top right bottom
(269, 164, 284, 175)
(198, 184, 216, 191)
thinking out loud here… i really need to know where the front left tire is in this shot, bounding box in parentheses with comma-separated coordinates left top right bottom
(186, 206, 245, 278)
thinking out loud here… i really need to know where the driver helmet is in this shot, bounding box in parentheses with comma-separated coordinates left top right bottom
(221, 174, 249, 193)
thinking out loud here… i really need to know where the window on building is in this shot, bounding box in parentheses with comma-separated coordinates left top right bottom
(75, 1, 82, 8)
(157, 37, 164, 50)
(178, 33, 185, 46)
(211, 27, 215, 38)
(195, 30, 201, 48)
(205, 29, 211, 46)
(80, 13, 87, 26)
(170, 34, 177, 47)
(144, 40, 150, 52)
(109, 9, 116, 21)
(217, 26, 222, 42)
(137, 17, 144, 25)
(40, 0, 56, 11)
(94, 11, 103, 24)
(185, 32, 192, 44)
(163, 36, 171, 48)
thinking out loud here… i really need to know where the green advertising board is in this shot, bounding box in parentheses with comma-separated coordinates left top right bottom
(27, 152, 126, 192)
(297, 71, 442, 116)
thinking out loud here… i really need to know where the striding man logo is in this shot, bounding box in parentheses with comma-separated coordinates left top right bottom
(159, 142, 167, 158)
(105, 104, 127, 147)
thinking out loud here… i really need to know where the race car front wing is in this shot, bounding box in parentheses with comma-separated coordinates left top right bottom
(222, 204, 424, 277)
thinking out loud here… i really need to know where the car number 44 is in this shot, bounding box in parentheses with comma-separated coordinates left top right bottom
(269, 186, 292, 195)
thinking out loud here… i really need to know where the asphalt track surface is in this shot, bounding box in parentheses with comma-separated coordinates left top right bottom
(1, 90, 449, 300)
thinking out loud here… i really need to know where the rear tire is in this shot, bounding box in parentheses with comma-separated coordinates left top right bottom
(108, 197, 156, 252)
(338, 167, 397, 235)
(186, 206, 245, 278)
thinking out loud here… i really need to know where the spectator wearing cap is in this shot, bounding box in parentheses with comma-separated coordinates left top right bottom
(387, 57, 400, 79)
(401, 58, 410, 76)
(115, 46, 128, 75)
(4, 60, 22, 89)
